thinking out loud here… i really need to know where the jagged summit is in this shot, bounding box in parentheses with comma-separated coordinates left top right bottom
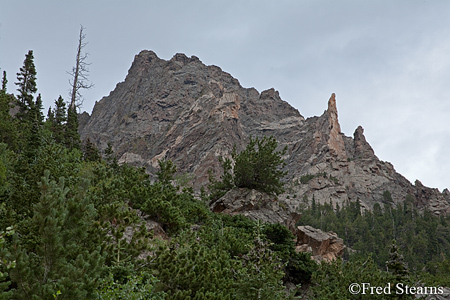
(353, 125, 376, 160)
(325, 93, 346, 159)
(80, 50, 450, 216)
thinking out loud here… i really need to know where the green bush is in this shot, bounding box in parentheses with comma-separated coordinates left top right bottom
(93, 272, 166, 300)
(233, 136, 287, 195)
(209, 136, 288, 199)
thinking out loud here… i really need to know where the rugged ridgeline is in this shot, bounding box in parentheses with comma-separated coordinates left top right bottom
(80, 50, 450, 216)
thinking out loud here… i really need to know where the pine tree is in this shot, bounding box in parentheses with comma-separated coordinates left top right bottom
(104, 142, 117, 166)
(0, 225, 15, 298)
(52, 96, 67, 144)
(15, 50, 37, 119)
(156, 159, 177, 187)
(1, 71, 7, 91)
(35, 94, 44, 124)
(233, 135, 287, 195)
(83, 138, 101, 162)
(311, 255, 391, 300)
(209, 135, 288, 200)
(9, 170, 104, 299)
(22, 94, 44, 162)
(234, 221, 287, 299)
(65, 106, 80, 149)
(0, 82, 17, 149)
(386, 240, 409, 282)
(154, 230, 237, 299)
(45, 107, 55, 134)
(23, 117, 42, 161)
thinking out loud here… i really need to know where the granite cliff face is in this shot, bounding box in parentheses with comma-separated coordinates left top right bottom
(80, 50, 450, 216)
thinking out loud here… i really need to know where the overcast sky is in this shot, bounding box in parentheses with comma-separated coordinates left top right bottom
(1, 0, 450, 191)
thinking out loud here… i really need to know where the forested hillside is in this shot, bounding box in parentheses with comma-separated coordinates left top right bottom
(1, 51, 450, 299)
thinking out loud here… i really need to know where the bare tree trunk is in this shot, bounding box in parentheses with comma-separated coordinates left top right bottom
(68, 25, 93, 110)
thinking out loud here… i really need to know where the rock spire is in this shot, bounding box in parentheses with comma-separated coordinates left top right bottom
(326, 93, 347, 159)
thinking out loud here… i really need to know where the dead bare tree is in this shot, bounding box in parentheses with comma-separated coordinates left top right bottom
(68, 25, 93, 110)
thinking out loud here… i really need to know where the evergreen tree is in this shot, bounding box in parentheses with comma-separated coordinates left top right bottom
(156, 159, 177, 187)
(45, 107, 55, 135)
(234, 224, 288, 299)
(9, 170, 104, 299)
(1, 71, 7, 91)
(46, 107, 54, 122)
(0, 225, 15, 298)
(233, 136, 287, 195)
(23, 117, 42, 161)
(15, 50, 37, 120)
(94, 272, 166, 299)
(311, 256, 393, 300)
(155, 230, 236, 299)
(52, 96, 67, 144)
(65, 106, 80, 149)
(0, 84, 17, 149)
(83, 138, 101, 162)
(262, 223, 317, 286)
(22, 94, 44, 161)
(104, 142, 117, 166)
(386, 240, 409, 282)
(208, 136, 288, 199)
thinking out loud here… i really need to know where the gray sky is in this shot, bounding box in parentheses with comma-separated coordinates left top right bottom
(1, 0, 450, 191)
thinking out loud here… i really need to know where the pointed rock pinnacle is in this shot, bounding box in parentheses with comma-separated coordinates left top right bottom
(353, 125, 376, 159)
(326, 93, 346, 159)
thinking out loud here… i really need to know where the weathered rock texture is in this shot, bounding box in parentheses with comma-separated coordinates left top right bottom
(296, 225, 345, 262)
(80, 50, 450, 216)
(210, 188, 301, 232)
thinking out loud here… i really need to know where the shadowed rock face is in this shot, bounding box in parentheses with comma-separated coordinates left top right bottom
(80, 50, 450, 216)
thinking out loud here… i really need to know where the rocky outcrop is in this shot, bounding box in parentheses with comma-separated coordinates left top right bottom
(353, 125, 376, 159)
(325, 93, 347, 160)
(79, 50, 450, 216)
(210, 189, 346, 262)
(295, 225, 345, 262)
(210, 188, 301, 232)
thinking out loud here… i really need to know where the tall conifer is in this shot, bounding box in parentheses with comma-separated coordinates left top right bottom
(65, 106, 80, 149)
(0, 80, 17, 149)
(1, 71, 7, 91)
(15, 50, 37, 118)
(9, 171, 104, 299)
(52, 96, 67, 144)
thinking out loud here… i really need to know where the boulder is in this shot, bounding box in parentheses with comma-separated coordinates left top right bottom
(295, 225, 345, 262)
(210, 188, 300, 232)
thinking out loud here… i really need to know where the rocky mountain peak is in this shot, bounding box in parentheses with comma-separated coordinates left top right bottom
(260, 88, 280, 100)
(79, 50, 450, 216)
(353, 125, 376, 159)
(129, 50, 160, 73)
(325, 93, 346, 159)
(170, 52, 201, 65)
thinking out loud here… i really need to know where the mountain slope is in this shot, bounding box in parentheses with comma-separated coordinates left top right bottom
(80, 50, 450, 216)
